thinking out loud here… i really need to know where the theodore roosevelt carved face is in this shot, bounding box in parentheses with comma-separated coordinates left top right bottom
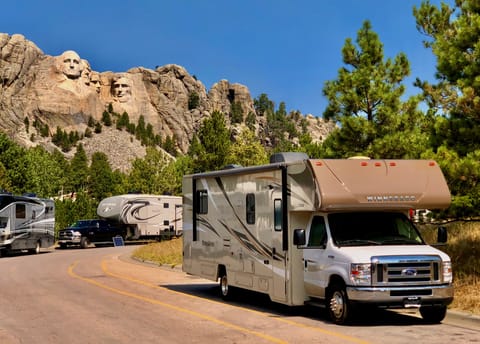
(59, 50, 83, 79)
(113, 76, 132, 102)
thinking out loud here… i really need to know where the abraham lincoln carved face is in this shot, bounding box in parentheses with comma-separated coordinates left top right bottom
(113, 76, 132, 102)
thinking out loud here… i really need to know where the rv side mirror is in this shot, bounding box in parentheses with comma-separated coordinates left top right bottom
(437, 226, 448, 243)
(293, 229, 306, 246)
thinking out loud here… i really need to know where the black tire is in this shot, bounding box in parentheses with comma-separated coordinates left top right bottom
(219, 268, 233, 300)
(80, 237, 90, 249)
(420, 305, 447, 323)
(59, 243, 67, 249)
(327, 283, 352, 325)
(28, 241, 41, 255)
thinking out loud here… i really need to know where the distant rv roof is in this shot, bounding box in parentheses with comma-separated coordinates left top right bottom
(270, 152, 309, 163)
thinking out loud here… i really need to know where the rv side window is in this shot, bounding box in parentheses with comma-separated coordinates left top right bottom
(197, 190, 208, 214)
(308, 216, 327, 247)
(163, 203, 169, 208)
(16, 204, 26, 219)
(246, 193, 255, 224)
(163, 220, 169, 226)
(274, 199, 282, 231)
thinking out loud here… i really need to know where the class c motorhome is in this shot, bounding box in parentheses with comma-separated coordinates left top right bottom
(97, 194, 183, 239)
(182, 153, 453, 324)
(0, 193, 55, 256)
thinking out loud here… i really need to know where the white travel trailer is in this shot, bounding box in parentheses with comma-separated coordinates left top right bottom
(182, 153, 454, 324)
(0, 193, 55, 256)
(97, 194, 183, 239)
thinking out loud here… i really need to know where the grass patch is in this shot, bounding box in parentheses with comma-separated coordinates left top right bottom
(133, 222, 480, 315)
(131, 238, 182, 268)
(418, 220, 480, 314)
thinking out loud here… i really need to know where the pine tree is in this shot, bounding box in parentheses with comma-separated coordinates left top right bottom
(414, 0, 480, 216)
(70, 143, 89, 192)
(88, 152, 114, 200)
(321, 20, 428, 159)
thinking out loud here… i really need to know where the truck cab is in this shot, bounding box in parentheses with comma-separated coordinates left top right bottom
(296, 211, 452, 324)
(58, 219, 125, 249)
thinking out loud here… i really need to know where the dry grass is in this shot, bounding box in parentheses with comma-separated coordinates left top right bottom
(131, 238, 183, 268)
(133, 222, 480, 315)
(418, 221, 480, 315)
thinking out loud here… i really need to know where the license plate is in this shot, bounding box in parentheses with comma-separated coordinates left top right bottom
(404, 296, 421, 308)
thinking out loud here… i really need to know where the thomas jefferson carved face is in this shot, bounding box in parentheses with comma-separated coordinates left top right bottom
(90, 72, 101, 93)
(113, 76, 132, 102)
(60, 50, 83, 79)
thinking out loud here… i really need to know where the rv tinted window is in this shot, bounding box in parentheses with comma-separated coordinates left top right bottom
(246, 193, 255, 224)
(163, 203, 169, 208)
(16, 204, 26, 219)
(308, 216, 326, 247)
(163, 220, 169, 226)
(197, 190, 208, 214)
(274, 199, 282, 231)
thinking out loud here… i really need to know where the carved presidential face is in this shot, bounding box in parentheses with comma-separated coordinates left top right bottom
(90, 72, 101, 93)
(81, 59, 91, 85)
(60, 50, 83, 79)
(113, 76, 132, 102)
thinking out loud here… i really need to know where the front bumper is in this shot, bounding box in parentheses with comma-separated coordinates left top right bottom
(58, 237, 81, 244)
(347, 284, 453, 307)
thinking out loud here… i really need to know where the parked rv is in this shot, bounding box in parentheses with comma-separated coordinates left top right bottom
(97, 194, 183, 240)
(182, 153, 453, 324)
(0, 193, 55, 256)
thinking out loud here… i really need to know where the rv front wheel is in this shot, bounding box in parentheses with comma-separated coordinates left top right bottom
(419, 305, 447, 323)
(327, 283, 352, 325)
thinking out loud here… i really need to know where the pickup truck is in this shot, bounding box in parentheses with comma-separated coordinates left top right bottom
(57, 219, 125, 249)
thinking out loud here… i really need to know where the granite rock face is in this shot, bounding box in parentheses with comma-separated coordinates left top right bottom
(0, 33, 334, 169)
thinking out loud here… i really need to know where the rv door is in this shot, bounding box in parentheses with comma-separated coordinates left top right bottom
(271, 198, 287, 301)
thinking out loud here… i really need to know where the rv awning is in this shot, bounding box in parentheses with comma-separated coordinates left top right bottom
(308, 159, 451, 211)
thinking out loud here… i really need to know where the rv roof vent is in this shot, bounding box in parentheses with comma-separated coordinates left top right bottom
(270, 152, 309, 163)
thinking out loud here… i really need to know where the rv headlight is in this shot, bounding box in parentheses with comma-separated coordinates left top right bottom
(350, 263, 371, 285)
(443, 261, 453, 283)
(73, 231, 82, 237)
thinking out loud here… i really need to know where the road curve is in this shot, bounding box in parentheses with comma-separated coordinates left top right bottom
(0, 246, 478, 344)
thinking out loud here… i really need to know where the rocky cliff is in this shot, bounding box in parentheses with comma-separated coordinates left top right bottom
(0, 33, 334, 170)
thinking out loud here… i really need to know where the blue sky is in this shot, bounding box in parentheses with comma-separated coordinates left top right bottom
(3, 0, 451, 117)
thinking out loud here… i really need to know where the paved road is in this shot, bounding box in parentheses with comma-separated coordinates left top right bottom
(0, 246, 478, 344)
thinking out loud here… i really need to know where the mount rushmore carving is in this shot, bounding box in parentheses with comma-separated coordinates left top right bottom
(0, 33, 333, 163)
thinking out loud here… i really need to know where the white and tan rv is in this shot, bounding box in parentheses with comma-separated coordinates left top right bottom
(182, 153, 453, 324)
(97, 194, 182, 239)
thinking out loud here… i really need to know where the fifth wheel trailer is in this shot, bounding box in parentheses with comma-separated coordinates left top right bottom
(97, 194, 182, 239)
(182, 153, 453, 324)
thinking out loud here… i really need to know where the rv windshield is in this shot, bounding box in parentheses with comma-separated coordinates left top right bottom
(328, 212, 424, 247)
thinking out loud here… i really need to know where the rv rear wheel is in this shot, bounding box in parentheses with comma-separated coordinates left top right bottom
(29, 241, 41, 255)
(327, 283, 352, 325)
(219, 269, 234, 300)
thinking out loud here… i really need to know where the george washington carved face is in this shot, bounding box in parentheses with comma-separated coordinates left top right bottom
(113, 76, 132, 102)
(59, 50, 83, 79)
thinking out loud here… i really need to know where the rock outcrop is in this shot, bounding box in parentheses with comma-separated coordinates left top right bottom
(0, 33, 334, 170)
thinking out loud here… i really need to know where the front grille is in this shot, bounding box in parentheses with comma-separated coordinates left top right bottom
(372, 255, 442, 286)
(58, 231, 74, 239)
